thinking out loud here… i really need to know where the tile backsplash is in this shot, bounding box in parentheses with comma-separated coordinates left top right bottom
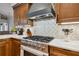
(33, 18, 56, 37)
(56, 23, 79, 41)
(33, 18, 79, 41)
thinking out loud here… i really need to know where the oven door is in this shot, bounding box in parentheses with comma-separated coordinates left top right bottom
(21, 45, 48, 56)
(21, 45, 37, 56)
(24, 50, 37, 56)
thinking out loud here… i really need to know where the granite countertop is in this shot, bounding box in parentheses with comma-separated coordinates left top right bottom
(0, 34, 26, 40)
(0, 34, 79, 52)
(49, 39, 79, 52)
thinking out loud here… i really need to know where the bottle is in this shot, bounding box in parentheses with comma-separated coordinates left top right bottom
(26, 29, 32, 38)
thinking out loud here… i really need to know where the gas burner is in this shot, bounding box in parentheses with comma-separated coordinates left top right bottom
(22, 36, 54, 54)
(23, 36, 54, 43)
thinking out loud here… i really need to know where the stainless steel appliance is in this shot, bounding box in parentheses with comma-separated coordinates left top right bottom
(21, 36, 54, 56)
(28, 3, 55, 19)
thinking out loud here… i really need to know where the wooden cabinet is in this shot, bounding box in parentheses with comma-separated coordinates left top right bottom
(55, 3, 79, 23)
(49, 46, 79, 56)
(13, 3, 33, 26)
(13, 4, 28, 25)
(0, 38, 21, 56)
(0, 40, 8, 56)
(11, 38, 21, 56)
(0, 39, 12, 56)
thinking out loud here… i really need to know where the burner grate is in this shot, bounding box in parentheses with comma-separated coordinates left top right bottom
(23, 36, 54, 43)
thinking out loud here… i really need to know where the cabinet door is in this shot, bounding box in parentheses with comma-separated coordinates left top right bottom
(0, 39, 21, 56)
(55, 3, 79, 23)
(12, 39, 21, 56)
(49, 46, 79, 56)
(0, 40, 8, 56)
(20, 4, 28, 20)
(19, 4, 28, 25)
(13, 3, 33, 26)
(13, 3, 28, 26)
(0, 44, 6, 56)
(14, 7, 19, 26)
(6, 39, 21, 56)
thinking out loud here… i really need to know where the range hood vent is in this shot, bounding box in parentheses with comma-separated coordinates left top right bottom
(28, 3, 55, 20)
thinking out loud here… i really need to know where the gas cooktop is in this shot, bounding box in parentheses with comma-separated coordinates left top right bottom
(23, 36, 54, 43)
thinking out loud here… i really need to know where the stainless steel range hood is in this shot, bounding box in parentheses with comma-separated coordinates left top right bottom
(28, 3, 55, 20)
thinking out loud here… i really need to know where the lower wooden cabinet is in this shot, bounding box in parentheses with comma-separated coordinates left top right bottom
(11, 38, 21, 56)
(0, 38, 21, 56)
(0, 40, 9, 56)
(49, 46, 79, 56)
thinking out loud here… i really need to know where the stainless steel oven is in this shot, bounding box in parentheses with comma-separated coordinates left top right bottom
(24, 50, 37, 56)
(21, 36, 53, 56)
(21, 43, 48, 56)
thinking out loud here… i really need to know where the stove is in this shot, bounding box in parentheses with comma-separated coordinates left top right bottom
(23, 36, 54, 43)
(22, 36, 54, 56)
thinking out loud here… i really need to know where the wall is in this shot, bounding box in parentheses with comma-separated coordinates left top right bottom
(0, 3, 14, 31)
(33, 18, 56, 37)
(55, 24, 79, 41)
(0, 19, 7, 23)
(33, 18, 79, 41)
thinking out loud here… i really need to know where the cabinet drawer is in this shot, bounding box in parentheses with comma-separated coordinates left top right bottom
(49, 46, 79, 56)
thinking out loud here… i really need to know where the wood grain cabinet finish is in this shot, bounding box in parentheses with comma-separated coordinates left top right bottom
(13, 4, 28, 25)
(13, 3, 33, 26)
(11, 39, 21, 56)
(55, 3, 79, 23)
(49, 46, 79, 56)
(0, 39, 21, 56)
(0, 40, 8, 56)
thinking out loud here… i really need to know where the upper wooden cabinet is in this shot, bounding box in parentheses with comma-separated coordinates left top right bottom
(55, 3, 79, 23)
(13, 3, 32, 26)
